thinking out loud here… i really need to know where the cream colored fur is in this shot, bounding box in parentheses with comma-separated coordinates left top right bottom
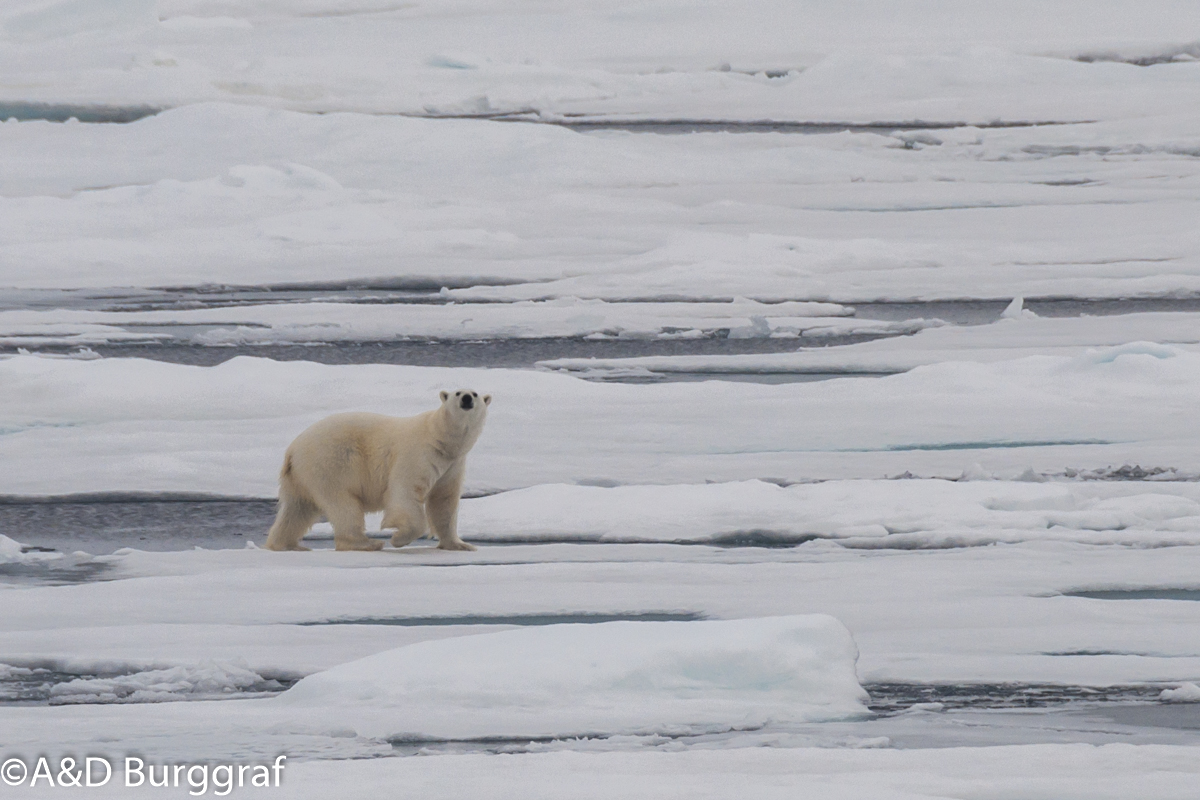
(265, 390, 490, 552)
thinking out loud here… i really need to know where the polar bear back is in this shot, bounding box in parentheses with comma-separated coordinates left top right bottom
(284, 411, 432, 510)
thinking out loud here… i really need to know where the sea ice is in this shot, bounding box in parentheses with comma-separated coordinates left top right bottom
(456, 479, 1200, 547)
(278, 615, 870, 739)
(0, 298, 894, 348)
(1, 104, 1198, 302)
(1159, 683, 1200, 703)
(3, 0, 1199, 124)
(2, 2, 1200, 795)
(540, 312, 1200, 378)
(0, 533, 25, 562)
(47, 660, 281, 705)
(4, 348, 1200, 496)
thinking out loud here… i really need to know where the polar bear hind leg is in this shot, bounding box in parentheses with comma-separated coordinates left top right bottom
(312, 489, 383, 551)
(264, 484, 319, 552)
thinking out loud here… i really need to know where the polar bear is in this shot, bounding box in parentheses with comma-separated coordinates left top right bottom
(264, 389, 490, 552)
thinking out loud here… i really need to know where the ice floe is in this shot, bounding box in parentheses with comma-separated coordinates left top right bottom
(539, 312, 1200, 378)
(2, 536, 1200, 766)
(0, 299, 902, 348)
(456, 479, 1200, 548)
(6, 533, 1200, 688)
(3, 0, 1199, 124)
(1, 104, 1198, 303)
(278, 616, 869, 739)
(4, 348, 1200, 495)
(47, 660, 285, 705)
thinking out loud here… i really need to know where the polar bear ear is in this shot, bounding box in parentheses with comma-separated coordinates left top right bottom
(483, 394, 492, 406)
(439, 390, 449, 402)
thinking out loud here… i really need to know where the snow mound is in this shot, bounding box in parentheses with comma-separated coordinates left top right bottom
(278, 615, 868, 739)
(48, 660, 284, 705)
(1160, 682, 1200, 703)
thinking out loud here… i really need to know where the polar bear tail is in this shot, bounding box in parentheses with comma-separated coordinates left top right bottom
(264, 457, 320, 551)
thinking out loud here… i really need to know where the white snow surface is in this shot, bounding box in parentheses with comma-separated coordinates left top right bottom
(541, 313, 1200, 377)
(461, 479, 1200, 548)
(189, 746, 1200, 800)
(1, 104, 1199, 302)
(278, 616, 868, 738)
(5, 537, 1200, 689)
(3, 744, 1198, 799)
(3, 536, 1200, 768)
(4, 348, 1200, 496)
(0, 299, 905, 347)
(2, 0, 1199, 123)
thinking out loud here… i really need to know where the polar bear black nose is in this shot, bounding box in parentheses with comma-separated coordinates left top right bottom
(460, 394, 474, 409)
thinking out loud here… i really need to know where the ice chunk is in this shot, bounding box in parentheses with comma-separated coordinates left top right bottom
(0, 534, 25, 562)
(1000, 297, 1037, 320)
(48, 660, 282, 705)
(0, 663, 34, 679)
(278, 615, 868, 739)
(959, 463, 992, 481)
(727, 316, 772, 339)
(1160, 682, 1200, 703)
(1013, 467, 1050, 483)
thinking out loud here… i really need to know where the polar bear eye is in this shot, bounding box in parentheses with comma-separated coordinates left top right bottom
(455, 391, 461, 396)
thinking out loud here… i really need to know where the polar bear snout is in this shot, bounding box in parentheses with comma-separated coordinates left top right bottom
(442, 389, 491, 412)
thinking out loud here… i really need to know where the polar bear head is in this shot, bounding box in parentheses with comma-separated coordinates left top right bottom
(440, 389, 492, 416)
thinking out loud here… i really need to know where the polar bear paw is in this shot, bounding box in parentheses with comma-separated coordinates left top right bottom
(335, 538, 385, 552)
(437, 539, 477, 551)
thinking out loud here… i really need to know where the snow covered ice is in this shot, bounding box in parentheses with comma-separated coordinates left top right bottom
(6, 347, 1200, 495)
(3, 0, 1200, 797)
(277, 616, 870, 739)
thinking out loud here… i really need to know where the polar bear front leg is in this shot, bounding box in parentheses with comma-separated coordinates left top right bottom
(383, 492, 429, 549)
(427, 462, 475, 551)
